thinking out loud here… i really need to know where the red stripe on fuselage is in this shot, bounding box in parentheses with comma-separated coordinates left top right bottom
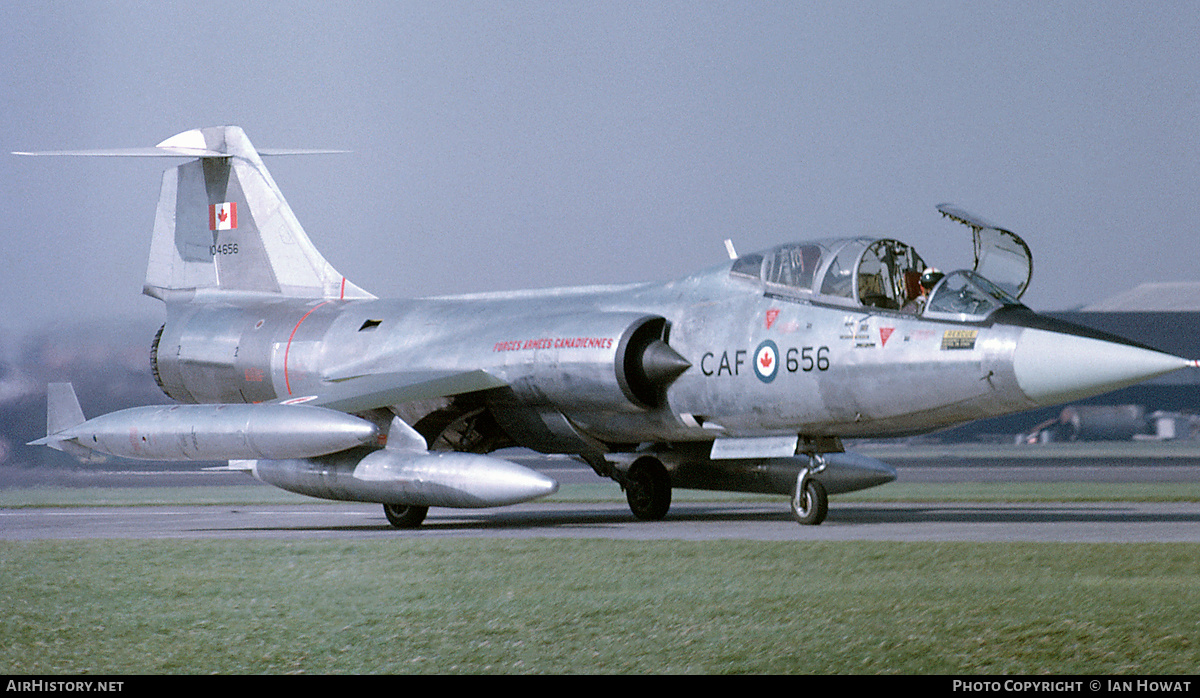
(283, 301, 331, 395)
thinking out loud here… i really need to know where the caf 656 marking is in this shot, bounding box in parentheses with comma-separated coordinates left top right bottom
(701, 345, 830, 380)
(19, 127, 1196, 526)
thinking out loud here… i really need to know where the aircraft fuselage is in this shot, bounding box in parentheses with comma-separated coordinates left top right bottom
(152, 265, 1041, 454)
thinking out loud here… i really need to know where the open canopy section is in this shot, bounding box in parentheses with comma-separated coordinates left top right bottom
(936, 204, 1033, 300)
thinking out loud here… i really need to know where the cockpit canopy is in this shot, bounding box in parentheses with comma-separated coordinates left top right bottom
(730, 237, 932, 311)
(729, 205, 1032, 321)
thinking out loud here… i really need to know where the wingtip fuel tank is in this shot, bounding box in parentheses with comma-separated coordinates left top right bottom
(33, 385, 381, 461)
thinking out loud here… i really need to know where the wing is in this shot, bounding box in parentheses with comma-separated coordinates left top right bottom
(290, 369, 509, 413)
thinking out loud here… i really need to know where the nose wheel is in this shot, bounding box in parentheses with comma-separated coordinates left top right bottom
(790, 457, 828, 525)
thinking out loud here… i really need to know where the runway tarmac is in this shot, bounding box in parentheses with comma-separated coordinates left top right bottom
(4, 500, 1200, 543)
(3, 451, 1198, 543)
(7, 453, 1200, 487)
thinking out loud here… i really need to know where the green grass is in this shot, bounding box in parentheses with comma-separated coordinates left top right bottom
(1, 539, 1196, 674)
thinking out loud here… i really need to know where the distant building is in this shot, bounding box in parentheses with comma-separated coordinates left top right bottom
(1077, 282, 1200, 313)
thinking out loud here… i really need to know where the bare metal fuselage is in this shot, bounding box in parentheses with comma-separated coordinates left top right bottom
(153, 264, 1034, 450)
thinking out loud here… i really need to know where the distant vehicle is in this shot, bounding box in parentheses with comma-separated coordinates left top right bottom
(20, 127, 1195, 526)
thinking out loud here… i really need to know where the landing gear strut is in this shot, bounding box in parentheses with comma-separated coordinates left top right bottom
(625, 457, 671, 521)
(381, 405, 509, 530)
(790, 455, 828, 525)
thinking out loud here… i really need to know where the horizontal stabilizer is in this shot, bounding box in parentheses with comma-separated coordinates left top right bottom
(13, 147, 230, 157)
(12, 147, 350, 157)
(13, 128, 348, 158)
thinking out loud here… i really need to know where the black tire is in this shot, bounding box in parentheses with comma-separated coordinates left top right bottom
(625, 458, 671, 521)
(790, 478, 828, 525)
(383, 503, 429, 529)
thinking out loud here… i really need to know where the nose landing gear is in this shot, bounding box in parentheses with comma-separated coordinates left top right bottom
(790, 455, 828, 525)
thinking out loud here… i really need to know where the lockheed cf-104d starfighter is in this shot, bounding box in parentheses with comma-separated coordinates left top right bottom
(20, 126, 1196, 526)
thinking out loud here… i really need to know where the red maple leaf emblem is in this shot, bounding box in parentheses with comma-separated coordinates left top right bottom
(218, 208, 229, 223)
(759, 351, 773, 369)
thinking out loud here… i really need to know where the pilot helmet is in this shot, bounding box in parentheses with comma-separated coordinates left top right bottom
(920, 268, 944, 289)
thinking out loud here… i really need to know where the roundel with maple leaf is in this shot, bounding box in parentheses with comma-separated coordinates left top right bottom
(753, 340, 779, 383)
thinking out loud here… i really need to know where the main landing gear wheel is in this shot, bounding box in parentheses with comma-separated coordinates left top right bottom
(790, 477, 828, 526)
(383, 503, 429, 529)
(625, 458, 671, 521)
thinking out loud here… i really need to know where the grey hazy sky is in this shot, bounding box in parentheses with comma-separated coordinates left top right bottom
(3, 1, 1198, 335)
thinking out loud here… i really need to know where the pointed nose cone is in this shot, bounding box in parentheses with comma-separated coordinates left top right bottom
(1013, 328, 1193, 406)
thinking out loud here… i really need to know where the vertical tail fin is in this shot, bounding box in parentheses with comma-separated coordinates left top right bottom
(142, 126, 373, 301)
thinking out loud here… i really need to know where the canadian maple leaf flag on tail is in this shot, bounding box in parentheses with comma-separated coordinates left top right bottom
(209, 202, 237, 231)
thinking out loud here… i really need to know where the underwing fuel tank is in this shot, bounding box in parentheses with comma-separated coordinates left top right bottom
(32, 384, 380, 461)
(245, 418, 560, 508)
(645, 444, 897, 496)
